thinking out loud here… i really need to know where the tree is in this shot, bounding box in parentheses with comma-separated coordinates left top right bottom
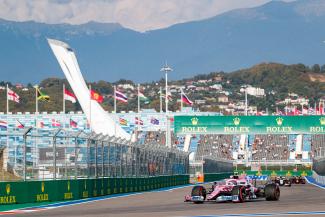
(312, 64, 321, 73)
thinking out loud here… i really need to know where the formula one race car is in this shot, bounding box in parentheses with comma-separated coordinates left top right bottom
(274, 176, 291, 187)
(184, 175, 280, 203)
(290, 176, 306, 184)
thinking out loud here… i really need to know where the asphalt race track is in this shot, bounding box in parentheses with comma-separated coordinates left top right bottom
(6, 183, 325, 217)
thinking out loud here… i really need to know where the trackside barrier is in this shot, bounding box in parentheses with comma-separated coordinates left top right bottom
(203, 172, 233, 182)
(0, 175, 190, 205)
(235, 170, 312, 177)
(312, 171, 325, 186)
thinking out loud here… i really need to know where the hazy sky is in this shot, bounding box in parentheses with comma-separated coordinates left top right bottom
(0, 0, 296, 32)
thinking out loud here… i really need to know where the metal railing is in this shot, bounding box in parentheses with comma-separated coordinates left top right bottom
(0, 128, 189, 181)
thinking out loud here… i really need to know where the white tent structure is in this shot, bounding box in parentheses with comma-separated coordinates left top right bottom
(48, 39, 130, 140)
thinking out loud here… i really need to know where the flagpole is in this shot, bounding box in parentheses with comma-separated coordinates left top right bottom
(89, 84, 92, 131)
(137, 84, 140, 113)
(63, 83, 65, 114)
(114, 85, 117, 113)
(6, 84, 9, 114)
(180, 87, 183, 112)
(160, 86, 162, 113)
(35, 86, 38, 113)
(137, 84, 140, 133)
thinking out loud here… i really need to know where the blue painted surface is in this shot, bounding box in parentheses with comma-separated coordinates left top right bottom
(188, 211, 325, 217)
(305, 176, 325, 189)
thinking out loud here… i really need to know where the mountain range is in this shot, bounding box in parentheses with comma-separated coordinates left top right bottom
(0, 0, 325, 83)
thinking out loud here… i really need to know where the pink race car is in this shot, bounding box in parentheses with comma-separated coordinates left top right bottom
(185, 175, 280, 203)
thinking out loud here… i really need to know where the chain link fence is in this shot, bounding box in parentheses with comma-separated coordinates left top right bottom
(0, 128, 189, 181)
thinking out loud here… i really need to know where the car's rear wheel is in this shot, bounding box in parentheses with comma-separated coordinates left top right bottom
(232, 186, 245, 203)
(265, 183, 280, 201)
(191, 186, 206, 204)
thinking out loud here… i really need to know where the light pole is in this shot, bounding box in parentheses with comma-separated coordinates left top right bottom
(242, 85, 248, 116)
(160, 62, 173, 148)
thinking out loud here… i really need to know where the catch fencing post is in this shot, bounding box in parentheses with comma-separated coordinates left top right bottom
(74, 130, 84, 179)
(23, 127, 33, 181)
(53, 129, 63, 180)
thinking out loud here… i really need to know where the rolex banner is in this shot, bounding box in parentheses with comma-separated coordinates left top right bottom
(174, 116, 325, 135)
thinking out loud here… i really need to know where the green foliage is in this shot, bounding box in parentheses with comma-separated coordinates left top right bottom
(1, 63, 325, 113)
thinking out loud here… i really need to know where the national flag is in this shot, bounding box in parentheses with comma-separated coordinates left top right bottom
(135, 117, 143, 125)
(36, 120, 44, 128)
(70, 119, 78, 128)
(150, 118, 159, 125)
(139, 92, 149, 104)
(302, 107, 308, 115)
(159, 90, 173, 101)
(0, 121, 7, 129)
(181, 92, 193, 105)
(7, 88, 20, 103)
(293, 107, 301, 115)
(115, 90, 128, 103)
(15, 120, 24, 129)
(64, 88, 77, 103)
(90, 90, 104, 103)
(317, 104, 324, 115)
(119, 117, 128, 126)
(35, 87, 50, 101)
(52, 119, 61, 127)
(308, 107, 315, 115)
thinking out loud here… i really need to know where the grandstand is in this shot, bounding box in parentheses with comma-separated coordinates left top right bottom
(250, 135, 289, 161)
(195, 135, 234, 161)
(193, 134, 325, 164)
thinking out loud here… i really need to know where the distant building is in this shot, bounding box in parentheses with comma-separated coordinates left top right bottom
(195, 100, 206, 104)
(118, 84, 134, 90)
(209, 84, 222, 90)
(240, 86, 265, 97)
(15, 83, 24, 89)
(186, 85, 196, 90)
(197, 80, 208, 83)
(277, 97, 309, 106)
(195, 86, 208, 91)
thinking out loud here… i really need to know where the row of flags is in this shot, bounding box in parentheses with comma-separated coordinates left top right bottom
(0, 115, 161, 130)
(119, 117, 160, 126)
(5, 85, 194, 111)
(6, 86, 76, 104)
(273, 105, 325, 116)
(0, 118, 82, 130)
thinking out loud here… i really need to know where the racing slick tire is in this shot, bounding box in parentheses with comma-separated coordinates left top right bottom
(231, 186, 245, 203)
(191, 186, 206, 204)
(300, 178, 306, 184)
(265, 183, 280, 201)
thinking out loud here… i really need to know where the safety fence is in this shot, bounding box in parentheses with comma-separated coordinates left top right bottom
(0, 128, 188, 181)
(0, 175, 189, 205)
(313, 157, 325, 176)
(235, 170, 312, 177)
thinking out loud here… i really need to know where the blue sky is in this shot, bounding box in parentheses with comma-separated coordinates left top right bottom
(0, 0, 296, 31)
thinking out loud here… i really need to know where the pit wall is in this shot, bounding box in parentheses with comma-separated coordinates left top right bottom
(0, 175, 189, 205)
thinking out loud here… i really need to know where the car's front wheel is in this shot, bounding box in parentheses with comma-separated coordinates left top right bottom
(265, 183, 280, 201)
(232, 186, 245, 203)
